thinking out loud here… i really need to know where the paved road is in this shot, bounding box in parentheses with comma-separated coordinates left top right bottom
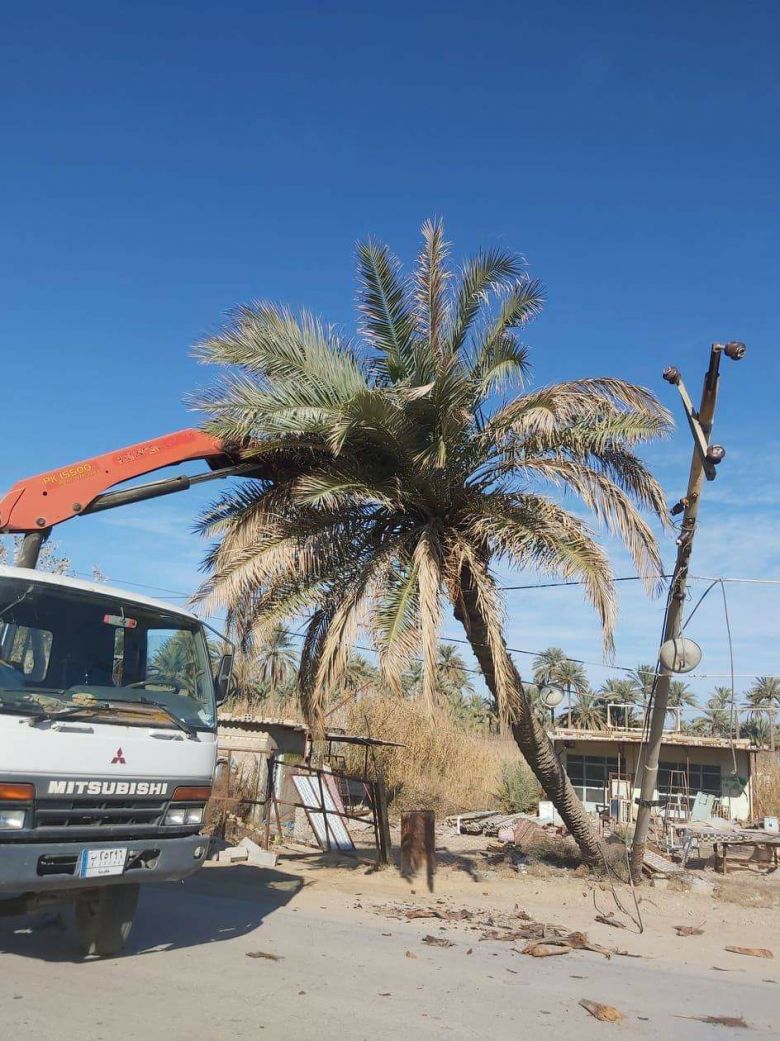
(0, 865, 776, 1040)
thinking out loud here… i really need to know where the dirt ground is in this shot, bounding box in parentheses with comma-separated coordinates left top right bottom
(1, 832, 778, 1040)
(279, 829, 780, 978)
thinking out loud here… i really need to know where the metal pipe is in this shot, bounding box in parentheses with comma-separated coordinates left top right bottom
(82, 462, 257, 516)
(14, 530, 49, 569)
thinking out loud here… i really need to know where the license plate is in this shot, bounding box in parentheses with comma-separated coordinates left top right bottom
(78, 847, 127, 879)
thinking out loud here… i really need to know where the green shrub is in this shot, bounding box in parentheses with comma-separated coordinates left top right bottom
(495, 759, 542, 813)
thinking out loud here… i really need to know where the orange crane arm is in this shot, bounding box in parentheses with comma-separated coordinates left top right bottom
(0, 428, 243, 534)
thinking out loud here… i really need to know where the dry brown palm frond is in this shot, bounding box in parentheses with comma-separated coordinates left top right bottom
(516, 457, 664, 594)
(471, 494, 617, 655)
(413, 529, 444, 713)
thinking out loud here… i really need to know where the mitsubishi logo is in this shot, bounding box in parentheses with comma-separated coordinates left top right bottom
(111, 747, 126, 765)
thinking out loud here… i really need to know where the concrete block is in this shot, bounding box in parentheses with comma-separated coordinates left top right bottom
(217, 846, 249, 864)
(238, 837, 279, 868)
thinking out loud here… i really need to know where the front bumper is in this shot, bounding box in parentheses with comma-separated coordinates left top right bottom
(0, 834, 209, 895)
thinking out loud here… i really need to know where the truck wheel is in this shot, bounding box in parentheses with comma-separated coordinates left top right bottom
(74, 884, 140, 957)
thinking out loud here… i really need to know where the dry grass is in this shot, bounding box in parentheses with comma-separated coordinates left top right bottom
(219, 690, 522, 817)
(344, 694, 522, 816)
(753, 752, 780, 818)
(715, 878, 780, 910)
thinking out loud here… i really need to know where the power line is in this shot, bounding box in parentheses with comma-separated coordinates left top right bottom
(71, 571, 780, 681)
(502, 574, 780, 591)
(75, 569, 780, 599)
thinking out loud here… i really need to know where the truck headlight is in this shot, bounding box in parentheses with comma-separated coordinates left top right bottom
(0, 809, 26, 830)
(164, 806, 204, 826)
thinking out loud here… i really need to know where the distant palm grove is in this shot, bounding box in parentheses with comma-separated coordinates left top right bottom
(227, 631, 778, 747)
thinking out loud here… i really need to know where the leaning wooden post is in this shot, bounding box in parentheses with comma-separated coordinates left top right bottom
(375, 782, 393, 866)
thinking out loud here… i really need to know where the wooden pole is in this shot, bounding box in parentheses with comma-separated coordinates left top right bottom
(400, 810, 435, 892)
(630, 343, 744, 881)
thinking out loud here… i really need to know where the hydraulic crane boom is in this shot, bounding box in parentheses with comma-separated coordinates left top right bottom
(0, 428, 249, 568)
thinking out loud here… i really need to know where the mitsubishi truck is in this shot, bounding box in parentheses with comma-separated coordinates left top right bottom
(0, 429, 250, 955)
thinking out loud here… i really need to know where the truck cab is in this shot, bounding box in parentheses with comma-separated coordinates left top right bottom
(0, 564, 225, 955)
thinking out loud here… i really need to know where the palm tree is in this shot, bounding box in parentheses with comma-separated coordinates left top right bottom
(191, 220, 671, 863)
(691, 686, 732, 737)
(598, 677, 640, 728)
(340, 652, 380, 696)
(747, 676, 780, 705)
(150, 631, 200, 689)
(253, 626, 298, 696)
(437, 643, 476, 704)
(400, 643, 483, 723)
(629, 663, 656, 708)
(568, 690, 607, 731)
(533, 646, 589, 727)
(666, 679, 698, 729)
(741, 713, 772, 747)
(744, 676, 779, 749)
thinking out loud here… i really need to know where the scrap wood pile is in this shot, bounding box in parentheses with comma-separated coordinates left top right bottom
(443, 807, 554, 841)
(447, 811, 561, 843)
(367, 900, 628, 960)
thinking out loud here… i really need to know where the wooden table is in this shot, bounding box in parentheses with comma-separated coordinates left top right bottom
(713, 836, 780, 874)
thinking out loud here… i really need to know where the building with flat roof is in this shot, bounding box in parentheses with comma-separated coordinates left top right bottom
(550, 727, 760, 821)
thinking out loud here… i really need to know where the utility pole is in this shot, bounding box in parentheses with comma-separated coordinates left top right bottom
(629, 341, 746, 882)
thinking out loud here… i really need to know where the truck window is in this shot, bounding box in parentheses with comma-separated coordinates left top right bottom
(0, 576, 216, 730)
(0, 623, 53, 682)
(146, 628, 204, 698)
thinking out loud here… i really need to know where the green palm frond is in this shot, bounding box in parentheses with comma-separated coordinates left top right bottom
(195, 304, 365, 391)
(373, 560, 421, 695)
(481, 277, 545, 341)
(471, 336, 530, 401)
(413, 218, 450, 357)
(448, 248, 524, 355)
(356, 239, 416, 382)
(472, 492, 617, 653)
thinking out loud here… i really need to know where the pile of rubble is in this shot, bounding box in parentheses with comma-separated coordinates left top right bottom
(447, 809, 563, 844)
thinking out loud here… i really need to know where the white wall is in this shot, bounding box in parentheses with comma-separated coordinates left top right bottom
(560, 741, 752, 821)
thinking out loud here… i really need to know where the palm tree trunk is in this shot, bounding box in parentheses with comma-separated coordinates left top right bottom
(454, 570, 602, 866)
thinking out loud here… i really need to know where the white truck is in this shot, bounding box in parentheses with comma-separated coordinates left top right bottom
(0, 429, 247, 955)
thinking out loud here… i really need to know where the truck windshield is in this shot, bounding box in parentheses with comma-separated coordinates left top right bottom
(0, 577, 216, 731)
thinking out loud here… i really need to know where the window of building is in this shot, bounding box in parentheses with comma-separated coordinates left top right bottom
(565, 754, 618, 806)
(658, 760, 722, 796)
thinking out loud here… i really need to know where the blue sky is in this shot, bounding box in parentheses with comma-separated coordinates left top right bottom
(1, 2, 779, 706)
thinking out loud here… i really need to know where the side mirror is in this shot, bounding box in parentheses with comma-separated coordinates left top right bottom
(214, 653, 234, 706)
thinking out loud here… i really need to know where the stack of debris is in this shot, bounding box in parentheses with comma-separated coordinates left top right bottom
(368, 900, 630, 960)
(447, 810, 560, 843)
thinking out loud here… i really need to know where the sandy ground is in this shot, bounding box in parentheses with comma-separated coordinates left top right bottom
(282, 833, 780, 975)
(0, 837, 777, 1040)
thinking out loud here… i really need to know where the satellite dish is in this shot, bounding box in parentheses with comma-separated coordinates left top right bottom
(659, 636, 702, 674)
(539, 684, 565, 708)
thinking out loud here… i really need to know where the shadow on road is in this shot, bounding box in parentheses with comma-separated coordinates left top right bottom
(0, 862, 303, 963)
(279, 843, 486, 881)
